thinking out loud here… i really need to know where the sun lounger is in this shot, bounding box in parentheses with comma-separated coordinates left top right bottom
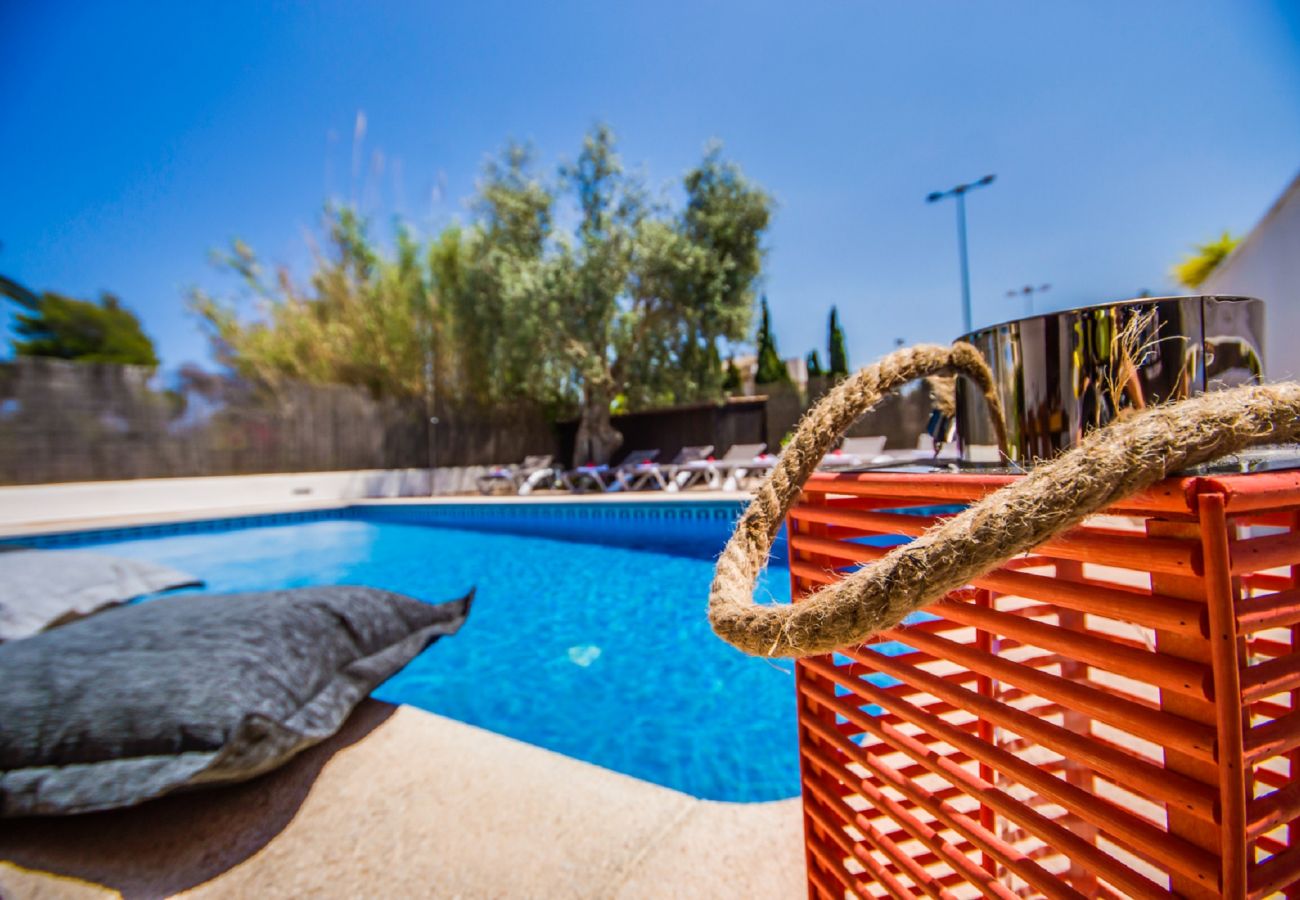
(477, 455, 558, 495)
(718, 447, 777, 491)
(671, 458, 717, 491)
(911, 433, 961, 461)
(673, 442, 774, 492)
(563, 449, 661, 493)
(819, 435, 889, 470)
(620, 444, 714, 491)
(517, 455, 562, 494)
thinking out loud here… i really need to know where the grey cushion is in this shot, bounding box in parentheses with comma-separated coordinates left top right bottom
(0, 549, 202, 641)
(0, 585, 473, 817)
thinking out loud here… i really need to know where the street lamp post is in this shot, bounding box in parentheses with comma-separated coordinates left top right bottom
(926, 174, 996, 335)
(1006, 283, 1052, 316)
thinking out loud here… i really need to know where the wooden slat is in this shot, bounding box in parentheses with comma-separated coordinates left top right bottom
(1198, 471, 1300, 514)
(1249, 842, 1300, 899)
(788, 549, 1205, 639)
(1198, 491, 1248, 899)
(1243, 654, 1300, 704)
(803, 756, 970, 900)
(801, 720, 1065, 900)
(843, 651, 1217, 820)
(805, 827, 882, 900)
(1248, 781, 1300, 840)
(871, 626, 1219, 763)
(809, 685, 1212, 892)
(800, 671, 1176, 900)
(789, 470, 1300, 897)
(1247, 712, 1300, 763)
(1238, 588, 1300, 633)
(930, 597, 1212, 700)
(1231, 531, 1300, 575)
(804, 778, 942, 900)
(790, 505, 1200, 574)
(803, 470, 1197, 515)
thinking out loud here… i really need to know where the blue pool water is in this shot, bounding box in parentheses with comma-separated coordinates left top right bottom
(49, 510, 805, 801)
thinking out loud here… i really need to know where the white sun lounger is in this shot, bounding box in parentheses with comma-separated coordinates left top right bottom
(620, 445, 715, 491)
(563, 449, 661, 493)
(911, 433, 961, 461)
(818, 435, 890, 470)
(477, 454, 558, 495)
(673, 442, 775, 492)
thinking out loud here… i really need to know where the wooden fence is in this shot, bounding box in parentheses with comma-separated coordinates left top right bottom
(555, 397, 768, 466)
(0, 359, 552, 485)
(761, 376, 937, 454)
(0, 358, 941, 485)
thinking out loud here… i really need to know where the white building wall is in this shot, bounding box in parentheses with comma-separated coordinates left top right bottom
(1200, 172, 1300, 380)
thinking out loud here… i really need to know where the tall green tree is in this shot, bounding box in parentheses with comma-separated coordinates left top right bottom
(196, 125, 772, 464)
(1, 276, 157, 365)
(428, 143, 557, 408)
(828, 305, 849, 379)
(806, 349, 823, 378)
(195, 149, 558, 411)
(671, 144, 771, 397)
(722, 357, 743, 393)
(1171, 231, 1240, 289)
(547, 125, 644, 463)
(754, 296, 789, 384)
(192, 208, 435, 399)
(551, 126, 771, 462)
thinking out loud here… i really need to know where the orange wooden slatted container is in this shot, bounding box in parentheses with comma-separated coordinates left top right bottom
(788, 468, 1300, 899)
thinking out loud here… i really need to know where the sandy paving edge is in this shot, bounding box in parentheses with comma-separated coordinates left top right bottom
(1, 703, 803, 899)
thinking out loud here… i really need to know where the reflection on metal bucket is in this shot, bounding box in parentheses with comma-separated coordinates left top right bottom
(954, 295, 1265, 465)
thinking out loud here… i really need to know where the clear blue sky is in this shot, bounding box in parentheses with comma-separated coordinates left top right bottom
(2, 1, 1298, 370)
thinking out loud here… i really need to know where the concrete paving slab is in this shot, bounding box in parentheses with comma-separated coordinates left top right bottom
(613, 798, 804, 899)
(0, 702, 803, 899)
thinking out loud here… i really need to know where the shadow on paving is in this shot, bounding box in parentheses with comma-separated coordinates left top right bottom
(0, 700, 398, 899)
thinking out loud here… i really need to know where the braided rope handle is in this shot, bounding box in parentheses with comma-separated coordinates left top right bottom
(709, 343, 1300, 658)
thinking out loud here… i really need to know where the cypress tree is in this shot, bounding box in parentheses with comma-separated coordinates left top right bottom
(828, 305, 849, 379)
(806, 349, 823, 378)
(755, 296, 790, 384)
(722, 356, 743, 393)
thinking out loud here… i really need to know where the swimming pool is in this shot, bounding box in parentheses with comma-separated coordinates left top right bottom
(10, 502, 807, 802)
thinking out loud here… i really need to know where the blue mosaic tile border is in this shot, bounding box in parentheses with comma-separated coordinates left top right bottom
(0, 499, 953, 560)
(352, 500, 764, 560)
(0, 500, 769, 558)
(354, 500, 743, 526)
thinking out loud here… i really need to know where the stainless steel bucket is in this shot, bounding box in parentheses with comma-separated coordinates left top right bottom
(953, 295, 1266, 465)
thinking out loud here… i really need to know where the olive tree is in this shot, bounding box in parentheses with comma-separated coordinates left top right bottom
(550, 127, 771, 463)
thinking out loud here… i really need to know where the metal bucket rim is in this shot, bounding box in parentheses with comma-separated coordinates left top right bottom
(956, 294, 1264, 345)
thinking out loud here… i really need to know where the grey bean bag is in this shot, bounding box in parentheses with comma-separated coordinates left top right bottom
(0, 585, 473, 817)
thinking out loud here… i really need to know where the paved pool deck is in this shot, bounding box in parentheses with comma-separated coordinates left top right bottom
(0, 489, 746, 540)
(1, 492, 806, 898)
(0, 702, 805, 899)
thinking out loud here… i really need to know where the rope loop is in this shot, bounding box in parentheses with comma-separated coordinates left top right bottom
(709, 343, 1300, 658)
